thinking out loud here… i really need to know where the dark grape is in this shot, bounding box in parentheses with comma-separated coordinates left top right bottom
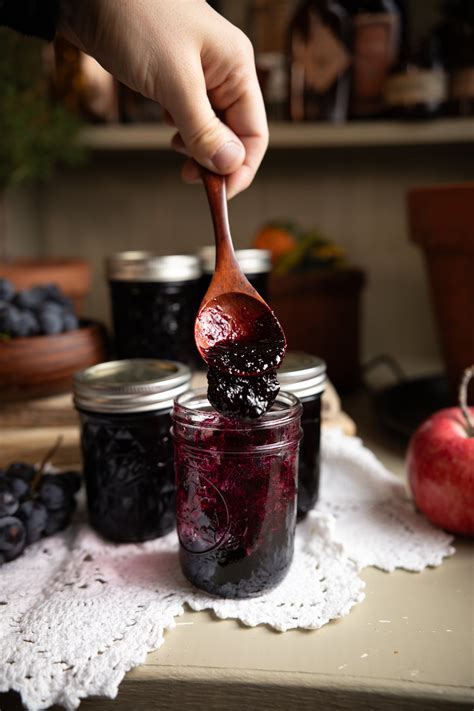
(5, 462, 36, 482)
(17, 500, 49, 544)
(38, 474, 72, 511)
(15, 310, 40, 337)
(37, 308, 64, 335)
(0, 282, 76, 339)
(0, 302, 21, 336)
(0, 517, 26, 561)
(41, 300, 65, 315)
(0, 278, 14, 302)
(62, 312, 79, 331)
(59, 471, 82, 494)
(13, 289, 43, 310)
(0, 456, 82, 564)
(41, 284, 74, 310)
(43, 501, 76, 536)
(0, 481, 19, 516)
(7, 475, 30, 501)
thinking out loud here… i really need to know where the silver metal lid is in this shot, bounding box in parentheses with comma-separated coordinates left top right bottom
(73, 359, 191, 413)
(277, 351, 326, 399)
(198, 246, 272, 275)
(106, 251, 201, 282)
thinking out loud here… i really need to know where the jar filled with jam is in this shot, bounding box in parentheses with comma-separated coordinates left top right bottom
(74, 359, 191, 543)
(172, 389, 302, 598)
(277, 352, 326, 519)
(197, 247, 271, 302)
(106, 252, 202, 367)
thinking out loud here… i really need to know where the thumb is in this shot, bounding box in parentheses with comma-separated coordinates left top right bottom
(166, 69, 246, 174)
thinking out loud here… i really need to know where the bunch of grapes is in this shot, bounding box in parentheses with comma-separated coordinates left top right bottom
(0, 279, 79, 338)
(0, 462, 81, 564)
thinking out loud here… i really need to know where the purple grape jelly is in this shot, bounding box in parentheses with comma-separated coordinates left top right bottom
(277, 353, 326, 519)
(172, 390, 302, 598)
(107, 252, 202, 367)
(74, 359, 191, 543)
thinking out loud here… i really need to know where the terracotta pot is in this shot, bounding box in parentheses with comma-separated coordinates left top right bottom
(0, 320, 108, 401)
(269, 268, 366, 392)
(0, 258, 91, 314)
(408, 184, 474, 395)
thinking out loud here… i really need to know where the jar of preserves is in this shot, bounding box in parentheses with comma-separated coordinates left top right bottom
(74, 359, 191, 543)
(277, 352, 326, 519)
(197, 247, 271, 301)
(172, 389, 302, 598)
(106, 252, 202, 367)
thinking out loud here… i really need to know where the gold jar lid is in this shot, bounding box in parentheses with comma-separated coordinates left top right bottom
(278, 351, 326, 399)
(197, 246, 271, 275)
(106, 252, 201, 282)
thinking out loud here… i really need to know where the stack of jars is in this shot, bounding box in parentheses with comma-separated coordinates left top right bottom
(73, 248, 326, 599)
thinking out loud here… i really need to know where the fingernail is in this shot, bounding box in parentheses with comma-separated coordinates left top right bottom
(211, 142, 244, 172)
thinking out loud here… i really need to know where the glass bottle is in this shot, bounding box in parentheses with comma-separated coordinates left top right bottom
(74, 359, 191, 543)
(247, 0, 293, 120)
(288, 0, 353, 122)
(172, 390, 302, 598)
(106, 252, 202, 367)
(438, 0, 474, 116)
(349, 0, 401, 118)
(277, 352, 326, 519)
(383, 34, 448, 119)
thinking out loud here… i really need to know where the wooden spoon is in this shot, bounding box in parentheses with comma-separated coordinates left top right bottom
(194, 168, 286, 377)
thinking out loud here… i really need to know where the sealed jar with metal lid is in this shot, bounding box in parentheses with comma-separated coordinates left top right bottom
(106, 252, 202, 367)
(197, 247, 271, 301)
(278, 352, 326, 519)
(74, 359, 191, 543)
(172, 389, 302, 599)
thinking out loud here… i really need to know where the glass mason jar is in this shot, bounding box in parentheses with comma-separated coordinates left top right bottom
(106, 252, 202, 367)
(278, 352, 326, 519)
(73, 359, 191, 543)
(172, 390, 302, 599)
(197, 247, 272, 302)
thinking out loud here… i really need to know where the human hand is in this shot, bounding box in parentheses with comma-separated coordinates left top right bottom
(58, 0, 268, 198)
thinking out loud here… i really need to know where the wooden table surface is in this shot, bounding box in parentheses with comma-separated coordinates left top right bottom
(1, 393, 473, 711)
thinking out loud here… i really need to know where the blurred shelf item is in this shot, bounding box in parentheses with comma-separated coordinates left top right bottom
(80, 124, 174, 150)
(80, 118, 474, 150)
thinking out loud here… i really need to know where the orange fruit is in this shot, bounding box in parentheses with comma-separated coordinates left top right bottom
(253, 226, 297, 263)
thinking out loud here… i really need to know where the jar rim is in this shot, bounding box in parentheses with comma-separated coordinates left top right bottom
(197, 246, 271, 275)
(172, 388, 302, 430)
(278, 351, 326, 397)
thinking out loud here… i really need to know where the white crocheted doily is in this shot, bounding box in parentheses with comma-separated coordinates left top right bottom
(0, 430, 454, 711)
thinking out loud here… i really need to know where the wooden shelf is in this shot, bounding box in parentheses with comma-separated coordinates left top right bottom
(80, 118, 474, 151)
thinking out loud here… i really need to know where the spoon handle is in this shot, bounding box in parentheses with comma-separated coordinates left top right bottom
(199, 166, 239, 271)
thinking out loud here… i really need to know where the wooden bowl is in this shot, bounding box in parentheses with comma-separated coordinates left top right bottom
(0, 320, 108, 401)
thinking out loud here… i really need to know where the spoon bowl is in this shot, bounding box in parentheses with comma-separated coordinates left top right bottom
(194, 168, 286, 377)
